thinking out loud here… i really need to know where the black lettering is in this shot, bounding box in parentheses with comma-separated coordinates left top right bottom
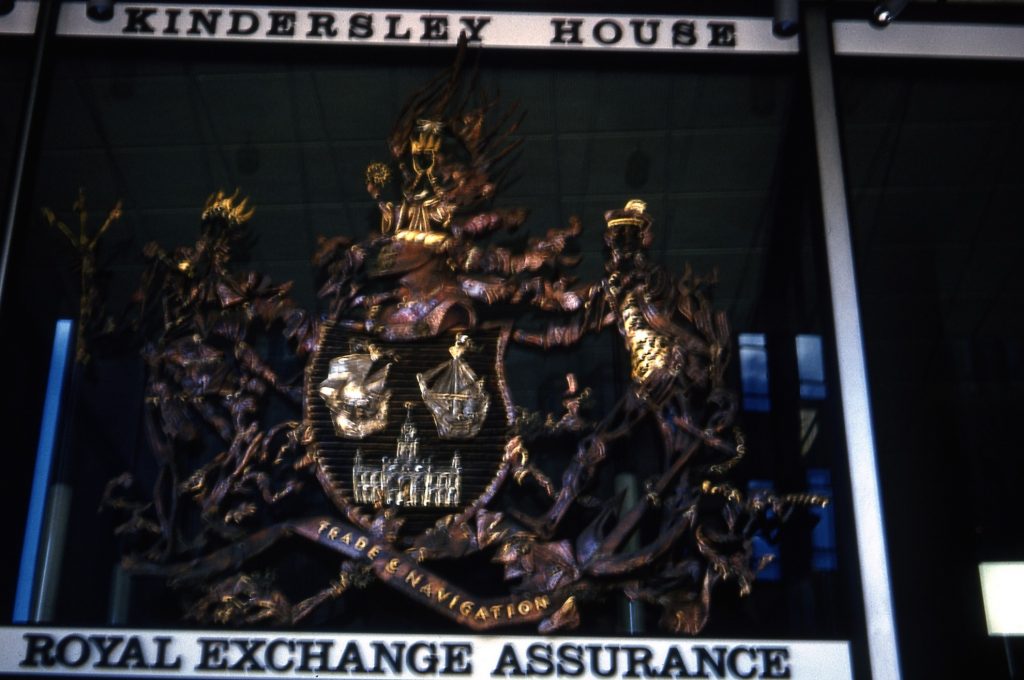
(660, 647, 695, 678)
(623, 646, 655, 679)
(89, 636, 123, 668)
(56, 635, 90, 668)
(587, 645, 619, 678)
(726, 647, 757, 679)
(442, 643, 472, 675)
(267, 11, 295, 36)
(334, 641, 367, 674)
(349, 13, 373, 39)
(187, 9, 222, 36)
(197, 639, 229, 671)
(266, 639, 295, 672)
(385, 14, 411, 40)
(408, 642, 439, 674)
(490, 644, 526, 677)
(297, 640, 333, 673)
(593, 19, 623, 45)
(421, 16, 448, 41)
(230, 639, 266, 672)
(115, 637, 149, 670)
(630, 19, 659, 46)
(526, 643, 554, 676)
(227, 10, 258, 35)
(694, 646, 726, 677)
(20, 634, 55, 668)
(370, 642, 404, 675)
(122, 7, 156, 34)
(760, 648, 791, 679)
(556, 644, 584, 677)
(550, 18, 584, 44)
(672, 20, 696, 47)
(152, 637, 182, 670)
(307, 12, 338, 38)
(459, 17, 490, 43)
(708, 22, 736, 48)
(163, 8, 180, 34)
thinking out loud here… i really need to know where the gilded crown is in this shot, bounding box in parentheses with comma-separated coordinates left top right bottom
(410, 119, 443, 154)
(606, 199, 648, 229)
(202, 190, 254, 226)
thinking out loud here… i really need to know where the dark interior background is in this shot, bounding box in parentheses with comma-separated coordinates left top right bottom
(0, 34, 35, 638)
(837, 57, 1024, 679)
(4, 5, 1021, 680)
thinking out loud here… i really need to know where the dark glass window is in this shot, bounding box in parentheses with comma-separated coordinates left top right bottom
(838, 57, 1024, 678)
(0, 35, 36, 622)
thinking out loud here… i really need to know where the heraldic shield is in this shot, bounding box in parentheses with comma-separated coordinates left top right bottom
(305, 322, 513, 530)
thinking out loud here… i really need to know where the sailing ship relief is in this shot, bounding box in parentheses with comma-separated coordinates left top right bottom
(417, 333, 490, 439)
(318, 345, 394, 439)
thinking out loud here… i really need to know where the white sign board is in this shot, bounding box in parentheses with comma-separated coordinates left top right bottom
(54, 3, 799, 54)
(833, 20, 1024, 60)
(0, 0, 39, 35)
(0, 627, 852, 679)
(979, 562, 1024, 635)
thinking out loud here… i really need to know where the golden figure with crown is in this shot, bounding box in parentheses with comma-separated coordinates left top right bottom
(370, 118, 453, 248)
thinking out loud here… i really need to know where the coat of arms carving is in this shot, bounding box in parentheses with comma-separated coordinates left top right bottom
(78, 47, 826, 634)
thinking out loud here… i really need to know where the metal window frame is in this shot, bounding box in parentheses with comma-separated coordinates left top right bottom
(833, 19, 1024, 60)
(806, 9, 901, 680)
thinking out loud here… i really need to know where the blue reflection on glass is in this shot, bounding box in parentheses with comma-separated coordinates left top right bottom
(748, 479, 781, 580)
(807, 468, 837, 572)
(796, 334, 827, 400)
(739, 332, 770, 412)
(14, 319, 73, 623)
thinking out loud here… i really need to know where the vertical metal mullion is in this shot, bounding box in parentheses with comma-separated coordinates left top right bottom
(804, 6, 902, 680)
(0, 0, 56, 310)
